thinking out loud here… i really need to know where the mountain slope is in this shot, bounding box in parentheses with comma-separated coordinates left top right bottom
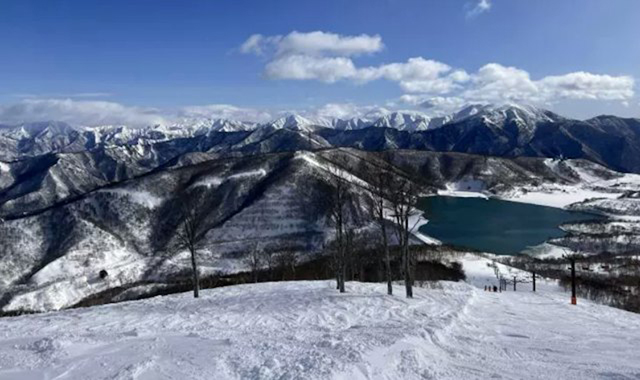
(2, 147, 637, 312)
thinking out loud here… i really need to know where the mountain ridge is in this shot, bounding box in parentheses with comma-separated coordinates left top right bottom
(2, 104, 640, 174)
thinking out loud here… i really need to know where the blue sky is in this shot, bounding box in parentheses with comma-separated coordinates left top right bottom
(0, 0, 638, 125)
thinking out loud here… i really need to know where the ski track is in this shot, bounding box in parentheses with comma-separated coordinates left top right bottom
(0, 279, 639, 379)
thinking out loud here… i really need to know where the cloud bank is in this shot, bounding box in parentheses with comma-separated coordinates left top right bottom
(240, 31, 635, 114)
(0, 98, 394, 127)
(0, 99, 167, 127)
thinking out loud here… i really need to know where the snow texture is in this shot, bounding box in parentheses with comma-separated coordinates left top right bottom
(1, 270, 639, 379)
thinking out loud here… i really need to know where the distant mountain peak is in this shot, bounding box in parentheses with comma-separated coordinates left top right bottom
(265, 114, 320, 132)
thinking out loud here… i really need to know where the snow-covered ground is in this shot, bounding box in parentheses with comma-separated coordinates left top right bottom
(501, 162, 640, 210)
(1, 254, 639, 380)
(437, 159, 640, 211)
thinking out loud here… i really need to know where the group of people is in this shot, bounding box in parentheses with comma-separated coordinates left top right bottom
(484, 285, 499, 292)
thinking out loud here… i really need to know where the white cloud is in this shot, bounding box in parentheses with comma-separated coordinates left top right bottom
(539, 72, 635, 101)
(302, 103, 390, 120)
(359, 57, 454, 85)
(0, 99, 166, 127)
(242, 32, 471, 94)
(178, 104, 275, 123)
(240, 31, 383, 57)
(462, 63, 540, 103)
(239, 34, 270, 55)
(264, 55, 358, 83)
(277, 31, 383, 57)
(262, 53, 464, 94)
(399, 95, 466, 115)
(466, 0, 492, 18)
(460, 63, 635, 105)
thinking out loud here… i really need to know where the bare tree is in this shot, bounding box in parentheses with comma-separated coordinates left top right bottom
(346, 228, 356, 281)
(175, 192, 211, 298)
(276, 250, 298, 280)
(264, 249, 276, 281)
(362, 160, 394, 295)
(389, 176, 423, 298)
(347, 229, 374, 282)
(325, 160, 352, 293)
(245, 244, 263, 283)
(293, 152, 356, 292)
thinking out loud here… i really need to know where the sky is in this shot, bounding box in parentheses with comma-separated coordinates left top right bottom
(0, 0, 639, 126)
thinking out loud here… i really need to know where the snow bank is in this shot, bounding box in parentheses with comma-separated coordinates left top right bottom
(407, 212, 441, 245)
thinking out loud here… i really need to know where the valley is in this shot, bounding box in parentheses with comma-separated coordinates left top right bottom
(1, 104, 640, 314)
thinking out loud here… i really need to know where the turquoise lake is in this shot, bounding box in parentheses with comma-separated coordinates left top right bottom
(417, 196, 601, 255)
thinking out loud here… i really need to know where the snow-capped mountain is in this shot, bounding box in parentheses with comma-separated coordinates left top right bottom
(1, 103, 640, 172)
(451, 103, 561, 125)
(262, 114, 322, 132)
(371, 112, 446, 131)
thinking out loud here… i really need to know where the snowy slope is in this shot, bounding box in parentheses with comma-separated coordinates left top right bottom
(1, 274, 639, 380)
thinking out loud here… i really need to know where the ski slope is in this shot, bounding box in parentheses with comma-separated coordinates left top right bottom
(1, 264, 639, 380)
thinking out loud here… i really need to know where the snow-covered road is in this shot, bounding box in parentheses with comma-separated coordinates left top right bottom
(0, 277, 639, 379)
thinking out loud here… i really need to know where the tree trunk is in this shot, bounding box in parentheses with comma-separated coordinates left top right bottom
(337, 211, 346, 293)
(403, 213, 413, 299)
(334, 244, 340, 289)
(381, 214, 392, 296)
(339, 263, 346, 293)
(190, 247, 200, 298)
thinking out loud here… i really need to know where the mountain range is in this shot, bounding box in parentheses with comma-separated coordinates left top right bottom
(2, 103, 639, 173)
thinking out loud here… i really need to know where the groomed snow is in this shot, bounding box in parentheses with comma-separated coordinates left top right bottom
(1, 275, 639, 379)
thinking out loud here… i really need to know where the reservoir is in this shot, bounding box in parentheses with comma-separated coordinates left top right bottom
(417, 196, 600, 255)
